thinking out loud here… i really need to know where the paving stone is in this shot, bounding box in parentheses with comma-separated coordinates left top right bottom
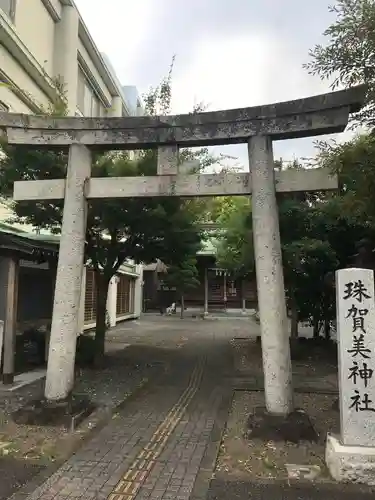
(166, 484, 180, 493)
(137, 493, 151, 500)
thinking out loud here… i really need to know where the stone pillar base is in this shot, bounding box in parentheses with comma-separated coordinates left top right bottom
(326, 433, 375, 486)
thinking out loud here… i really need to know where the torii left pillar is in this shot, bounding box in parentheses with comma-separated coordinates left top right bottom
(44, 144, 91, 402)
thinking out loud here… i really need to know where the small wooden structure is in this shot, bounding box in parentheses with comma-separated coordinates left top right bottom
(143, 240, 257, 313)
(0, 225, 58, 383)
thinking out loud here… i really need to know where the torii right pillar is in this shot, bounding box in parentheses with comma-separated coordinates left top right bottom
(248, 135, 293, 415)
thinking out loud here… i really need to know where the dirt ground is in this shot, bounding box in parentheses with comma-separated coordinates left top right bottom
(231, 337, 338, 393)
(0, 344, 162, 466)
(216, 390, 339, 482)
(216, 335, 341, 483)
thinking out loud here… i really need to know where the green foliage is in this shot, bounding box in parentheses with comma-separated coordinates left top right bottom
(165, 252, 200, 319)
(277, 196, 340, 326)
(208, 196, 249, 224)
(142, 56, 174, 116)
(303, 0, 375, 271)
(165, 254, 200, 318)
(315, 133, 375, 226)
(282, 238, 338, 325)
(214, 155, 373, 333)
(165, 256, 200, 295)
(309, 194, 375, 268)
(215, 197, 254, 278)
(304, 0, 375, 126)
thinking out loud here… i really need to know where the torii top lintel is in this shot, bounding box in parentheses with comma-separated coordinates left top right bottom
(0, 85, 366, 149)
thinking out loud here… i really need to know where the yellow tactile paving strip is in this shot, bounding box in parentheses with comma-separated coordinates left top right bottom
(107, 358, 205, 500)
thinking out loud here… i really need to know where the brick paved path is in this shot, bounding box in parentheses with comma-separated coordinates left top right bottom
(25, 318, 235, 500)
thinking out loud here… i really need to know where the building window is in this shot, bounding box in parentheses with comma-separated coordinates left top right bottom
(84, 269, 97, 323)
(77, 69, 85, 114)
(77, 67, 102, 117)
(0, 0, 16, 21)
(83, 81, 92, 115)
(91, 95, 100, 117)
(98, 104, 105, 117)
(116, 275, 131, 316)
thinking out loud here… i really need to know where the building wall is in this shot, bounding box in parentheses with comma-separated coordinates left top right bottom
(0, 0, 141, 244)
(0, 2, 144, 334)
(80, 264, 143, 332)
(14, 0, 56, 78)
(17, 264, 54, 324)
(0, 0, 129, 116)
(0, 257, 142, 334)
(0, 43, 51, 112)
(143, 259, 257, 311)
(122, 85, 144, 116)
(0, 257, 53, 331)
(77, 38, 112, 110)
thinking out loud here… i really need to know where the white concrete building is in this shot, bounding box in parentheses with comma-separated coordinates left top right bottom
(0, 0, 143, 338)
(0, 0, 134, 116)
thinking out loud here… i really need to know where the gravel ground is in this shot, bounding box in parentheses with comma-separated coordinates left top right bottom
(216, 390, 339, 482)
(231, 338, 338, 392)
(214, 333, 344, 483)
(0, 343, 164, 465)
(0, 458, 44, 500)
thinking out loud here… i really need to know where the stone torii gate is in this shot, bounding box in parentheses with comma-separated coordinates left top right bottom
(1, 85, 365, 416)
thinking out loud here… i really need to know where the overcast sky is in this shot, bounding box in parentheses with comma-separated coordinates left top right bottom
(75, 0, 348, 168)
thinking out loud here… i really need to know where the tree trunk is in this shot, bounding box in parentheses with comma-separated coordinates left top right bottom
(241, 278, 246, 313)
(94, 272, 111, 367)
(290, 307, 298, 339)
(290, 292, 299, 339)
(313, 317, 320, 339)
(180, 294, 184, 319)
(324, 319, 331, 341)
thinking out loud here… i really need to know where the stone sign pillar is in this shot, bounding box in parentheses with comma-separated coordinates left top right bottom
(44, 144, 91, 402)
(326, 267, 375, 484)
(248, 135, 293, 415)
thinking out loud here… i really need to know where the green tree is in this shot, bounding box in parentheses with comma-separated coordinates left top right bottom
(282, 237, 338, 337)
(86, 151, 203, 362)
(213, 162, 354, 338)
(304, 0, 375, 126)
(215, 197, 254, 279)
(315, 133, 375, 227)
(165, 256, 200, 318)
(0, 68, 209, 365)
(304, 0, 375, 275)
